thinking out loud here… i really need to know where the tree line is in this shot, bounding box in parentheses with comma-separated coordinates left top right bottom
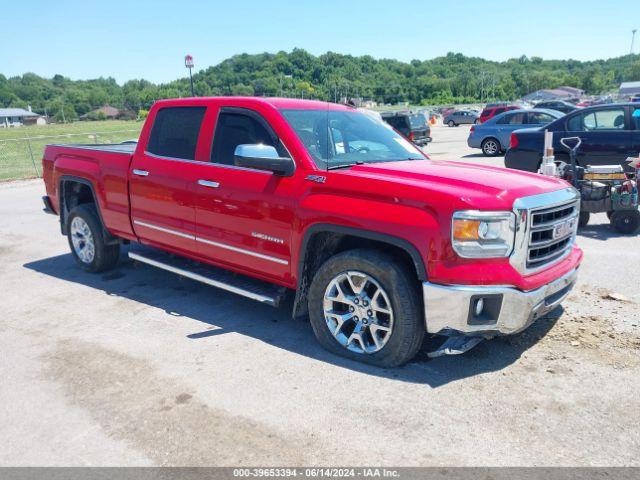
(2, 49, 640, 121)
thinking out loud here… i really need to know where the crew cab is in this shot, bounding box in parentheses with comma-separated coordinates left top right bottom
(42, 97, 582, 367)
(506, 103, 640, 173)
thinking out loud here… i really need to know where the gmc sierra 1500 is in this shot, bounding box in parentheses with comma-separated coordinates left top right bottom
(42, 97, 582, 367)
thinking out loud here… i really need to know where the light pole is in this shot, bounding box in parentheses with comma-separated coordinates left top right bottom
(185, 54, 195, 96)
(280, 74, 292, 97)
(632, 29, 637, 55)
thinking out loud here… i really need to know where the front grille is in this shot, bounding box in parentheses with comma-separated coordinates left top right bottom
(526, 201, 578, 271)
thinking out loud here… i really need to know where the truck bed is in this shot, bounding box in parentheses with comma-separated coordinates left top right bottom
(46, 142, 137, 155)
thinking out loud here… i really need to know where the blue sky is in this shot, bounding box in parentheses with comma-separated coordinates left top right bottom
(3, 0, 639, 84)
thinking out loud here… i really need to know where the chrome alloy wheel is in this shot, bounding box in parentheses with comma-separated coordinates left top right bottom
(483, 139, 499, 155)
(70, 216, 95, 264)
(323, 271, 394, 354)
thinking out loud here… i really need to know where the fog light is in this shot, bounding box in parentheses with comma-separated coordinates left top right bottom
(474, 298, 485, 317)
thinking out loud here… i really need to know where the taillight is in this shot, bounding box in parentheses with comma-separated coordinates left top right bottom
(510, 132, 519, 149)
(470, 126, 475, 134)
(408, 132, 415, 141)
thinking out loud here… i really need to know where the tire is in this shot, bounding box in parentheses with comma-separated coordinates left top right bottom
(578, 211, 590, 228)
(474, 119, 480, 125)
(308, 249, 424, 367)
(447, 120, 455, 127)
(610, 210, 640, 235)
(481, 138, 501, 157)
(66, 204, 120, 272)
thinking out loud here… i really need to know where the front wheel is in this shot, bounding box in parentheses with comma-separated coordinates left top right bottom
(610, 210, 640, 234)
(447, 120, 455, 127)
(66, 204, 120, 272)
(578, 211, 590, 228)
(308, 249, 424, 367)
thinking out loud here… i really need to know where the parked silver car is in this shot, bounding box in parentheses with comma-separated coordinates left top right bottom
(443, 110, 480, 127)
(467, 108, 563, 156)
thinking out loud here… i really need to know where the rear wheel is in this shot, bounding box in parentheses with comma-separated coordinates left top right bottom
(481, 138, 501, 157)
(308, 249, 424, 367)
(578, 211, 590, 228)
(610, 210, 640, 234)
(66, 204, 120, 272)
(447, 120, 455, 127)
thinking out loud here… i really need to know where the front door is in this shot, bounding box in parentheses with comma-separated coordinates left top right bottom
(129, 106, 207, 254)
(190, 107, 296, 282)
(561, 107, 632, 167)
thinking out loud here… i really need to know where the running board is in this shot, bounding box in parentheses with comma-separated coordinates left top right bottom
(128, 247, 286, 307)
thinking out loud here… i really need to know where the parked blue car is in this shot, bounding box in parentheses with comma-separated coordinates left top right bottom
(467, 108, 563, 156)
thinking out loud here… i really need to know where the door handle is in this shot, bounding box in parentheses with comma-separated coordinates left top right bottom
(132, 169, 149, 177)
(198, 179, 220, 188)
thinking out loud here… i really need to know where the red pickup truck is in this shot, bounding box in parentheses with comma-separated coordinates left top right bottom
(42, 97, 582, 367)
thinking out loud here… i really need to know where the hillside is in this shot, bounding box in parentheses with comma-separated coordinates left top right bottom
(2, 49, 640, 120)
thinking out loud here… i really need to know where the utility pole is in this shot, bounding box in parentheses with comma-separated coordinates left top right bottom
(632, 29, 638, 55)
(185, 54, 195, 96)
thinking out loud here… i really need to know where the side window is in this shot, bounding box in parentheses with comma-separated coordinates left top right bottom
(582, 109, 626, 131)
(506, 113, 526, 124)
(528, 112, 555, 124)
(210, 111, 276, 165)
(567, 114, 584, 131)
(494, 108, 506, 115)
(147, 107, 206, 160)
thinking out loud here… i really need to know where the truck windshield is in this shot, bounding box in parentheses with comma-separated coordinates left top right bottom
(280, 109, 425, 170)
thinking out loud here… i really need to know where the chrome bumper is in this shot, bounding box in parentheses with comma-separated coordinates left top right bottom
(422, 268, 578, 336)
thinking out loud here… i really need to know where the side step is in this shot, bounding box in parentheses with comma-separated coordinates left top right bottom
(128, 247, 287, 307)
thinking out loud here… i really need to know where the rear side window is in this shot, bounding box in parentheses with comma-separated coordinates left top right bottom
(147, 107, 206, 160)
(568, 108, 626, 131)
(211, 111, 276, 165)
(494, 108, 506, 115)
(409, 114, 426, 129)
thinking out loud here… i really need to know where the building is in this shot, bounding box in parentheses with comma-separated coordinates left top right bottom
(80, 104, 121, 120)
(0, 107, 45, 127)
(619, 81, 640, 97)
(522, 86, 584, 103)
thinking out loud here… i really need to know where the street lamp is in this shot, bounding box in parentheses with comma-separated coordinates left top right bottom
(185, 54, 195, 96)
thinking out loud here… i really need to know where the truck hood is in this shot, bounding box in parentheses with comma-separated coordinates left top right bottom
(348, 159, 569, 208)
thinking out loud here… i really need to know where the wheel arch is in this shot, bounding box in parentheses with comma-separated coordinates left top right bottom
(59, 175, 118, 244)
(292, 224, 427, 319)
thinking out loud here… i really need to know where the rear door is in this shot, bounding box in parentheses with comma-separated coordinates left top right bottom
(129, 106, 207, 254)
(188, 106, 296, 282)
(495, 112, 526, 148)
(561, 107, 632, 167)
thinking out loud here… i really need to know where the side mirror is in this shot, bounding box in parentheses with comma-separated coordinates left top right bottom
(234, 144, 295, 177)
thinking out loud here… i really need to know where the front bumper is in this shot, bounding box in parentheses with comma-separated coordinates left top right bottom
(422, 267, 578, 336)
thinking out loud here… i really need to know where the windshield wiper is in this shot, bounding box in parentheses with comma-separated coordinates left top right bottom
(327, 160, 365, 170)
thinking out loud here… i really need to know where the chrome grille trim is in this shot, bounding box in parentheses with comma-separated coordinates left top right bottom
(510, 187, 580, 276)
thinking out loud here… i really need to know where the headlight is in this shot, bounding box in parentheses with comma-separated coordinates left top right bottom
(451, 211, 515, 258)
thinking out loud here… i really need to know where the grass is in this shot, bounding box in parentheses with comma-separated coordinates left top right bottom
(0, 120, 143, 181)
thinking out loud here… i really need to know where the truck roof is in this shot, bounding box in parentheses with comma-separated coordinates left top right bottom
(152, 96, 355, 111)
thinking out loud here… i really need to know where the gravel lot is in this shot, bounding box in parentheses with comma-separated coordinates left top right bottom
(1, 124, 639, 466)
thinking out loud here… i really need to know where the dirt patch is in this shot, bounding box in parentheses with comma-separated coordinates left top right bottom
(45, 339, 311, 466)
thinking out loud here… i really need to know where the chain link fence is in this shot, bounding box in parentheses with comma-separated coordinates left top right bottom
(0, 129, 140, 181)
